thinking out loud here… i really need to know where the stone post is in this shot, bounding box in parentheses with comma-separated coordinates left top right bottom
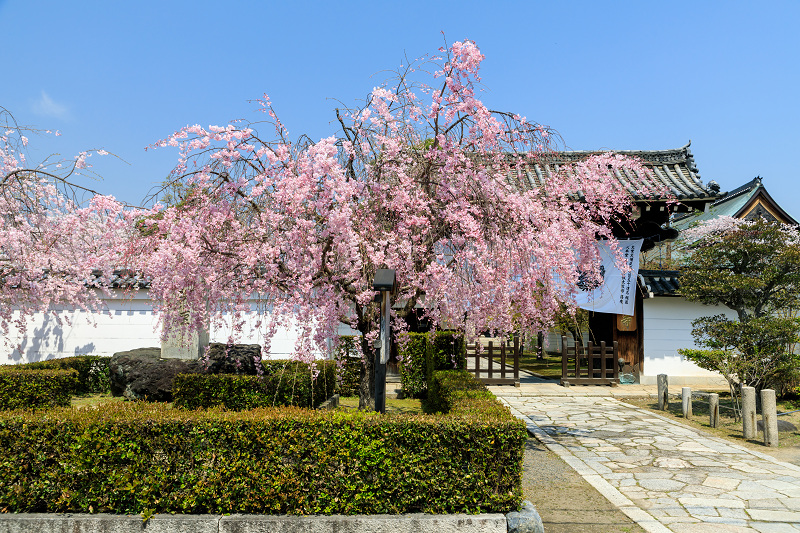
(741, 386, 757, 440)
(709, 393, 720, 428)
(162, 325, 210, 360)
(761, 388, 779, 447)
(657, 374, 668, 410)
(682, 387, 692, 418)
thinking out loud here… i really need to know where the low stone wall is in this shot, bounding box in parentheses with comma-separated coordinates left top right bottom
(0, 513, 507, 533)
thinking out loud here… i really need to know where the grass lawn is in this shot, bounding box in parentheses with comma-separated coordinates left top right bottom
(494, 351, 562, 379)
(337, 396, 424, 414)
(70, 393, 125, 409)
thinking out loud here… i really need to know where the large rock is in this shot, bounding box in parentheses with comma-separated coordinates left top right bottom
(109, 348, 201, 402)
(201, 343, 262, 375)
(506, 500, 544, 533)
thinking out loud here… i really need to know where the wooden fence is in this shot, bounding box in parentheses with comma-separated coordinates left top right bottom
(465, 337, 520, 387)
(560, 336, 619, 386)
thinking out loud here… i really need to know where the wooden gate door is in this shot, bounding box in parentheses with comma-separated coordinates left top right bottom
(560, 336, 619, 386)
(465, 337, 520, 387)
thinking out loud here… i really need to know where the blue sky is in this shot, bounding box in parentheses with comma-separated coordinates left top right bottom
(2, 1, 798, 218)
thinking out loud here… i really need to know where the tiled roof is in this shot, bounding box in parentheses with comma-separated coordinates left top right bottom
(638, 269, 681, 298)
(506, 142, 719, 201)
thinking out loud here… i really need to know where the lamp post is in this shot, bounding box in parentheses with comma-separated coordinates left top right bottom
(372, 269, 396, 414)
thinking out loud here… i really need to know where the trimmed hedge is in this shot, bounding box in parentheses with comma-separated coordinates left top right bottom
(399, 331, 466, 399)
(0, 368, 78, 410)
(426, 370, 499, 416)
(398, 334, 428, 398)
(334, 336, 364, 397)
(173, 360, 337, 410)
(20, 355, 110, 394)
(0, 396, 527, 515)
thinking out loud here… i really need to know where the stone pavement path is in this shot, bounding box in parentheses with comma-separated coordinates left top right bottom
(496, 394, 800, 533)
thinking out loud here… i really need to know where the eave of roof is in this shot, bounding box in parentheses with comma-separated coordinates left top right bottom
(508, 142, 720, 202)
(638, 269, 681, 298)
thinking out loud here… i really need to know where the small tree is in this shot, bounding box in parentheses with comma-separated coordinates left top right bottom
(130, 41, 653, 408)
(678, 216, 800, 405)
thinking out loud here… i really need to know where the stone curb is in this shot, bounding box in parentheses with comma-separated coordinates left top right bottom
(0, 513, 508, 533)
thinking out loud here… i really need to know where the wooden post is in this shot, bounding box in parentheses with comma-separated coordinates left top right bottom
(742, 386, 757, 440)
(709, 393, 720, 428)
(682, 387, 692, 418)
(487, 341, 494, 379)
(612, 341, 620, 383)
(561, 336, 568, 380)
(500, 342, 507, 379)
(586, 342, 594, 379)
(600, 341, 607, 380)
(475, 340, 481, 378)
(761, 389, 779, 447)
(513, 335, 520, 384)
(657, 374, 668, 410)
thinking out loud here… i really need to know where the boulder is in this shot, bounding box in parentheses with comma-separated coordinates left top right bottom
(201, 343, 262, 375)
(506, 500, 544, 533)
(109, 348, 201, 402)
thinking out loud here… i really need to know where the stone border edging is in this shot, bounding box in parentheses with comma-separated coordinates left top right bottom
(0, 512, 508, 533)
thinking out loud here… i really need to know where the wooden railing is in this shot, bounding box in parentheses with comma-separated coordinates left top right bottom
(560, 336, 619, 386)
(466, 337, 520, 387)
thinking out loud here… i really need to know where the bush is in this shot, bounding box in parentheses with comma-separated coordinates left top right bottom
(0, 368, 78, 410)
(20, 356, 110, 394)
(426, 369, 495, 415)
(333, 336, 364, 397)
(399, 334, 428, 398)
(0, 397, 526, 515)
(173, 360, 337, 410)
(399, 331, 465, 399)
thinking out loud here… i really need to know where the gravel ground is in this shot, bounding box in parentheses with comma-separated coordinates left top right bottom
(521, 438, 645, 533)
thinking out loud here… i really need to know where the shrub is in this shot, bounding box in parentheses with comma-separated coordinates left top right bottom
(20, 356, 110, 394)
(333, 336, 363, 397)
(399, 331, 465, 399)
(0, 395, 525, 515)
(426, 369, 495, 415)
(0, 368, 78, 410)
(399, 334, 428, 398)
(173, 360, 337, 410)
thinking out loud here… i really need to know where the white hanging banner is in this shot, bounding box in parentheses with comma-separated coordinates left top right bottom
(574, 239, 643, 316)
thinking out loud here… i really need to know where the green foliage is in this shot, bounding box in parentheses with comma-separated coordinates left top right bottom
(0, 395, 526, 515)
(399, 334, 428, 398)
(333, 336, 363, 397)
(679, 218, 800, 393)
(173, 360, 337, 410)
(20, 356, 110, 394)
(0, 368, 78, 410)
(680, 218, 800, 321)
(425, 370, 494, 415)
(399, 331, 465, 399)
(680, 315, 800, 392)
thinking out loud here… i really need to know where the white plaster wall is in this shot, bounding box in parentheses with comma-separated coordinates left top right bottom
(3, 290, 161, 363)
(2, 290, 360, 364)
(642, 297, 736, 378)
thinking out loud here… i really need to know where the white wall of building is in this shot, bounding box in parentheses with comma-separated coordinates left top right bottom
(642, 297, 735, 382)
(2, 289, 358, 364)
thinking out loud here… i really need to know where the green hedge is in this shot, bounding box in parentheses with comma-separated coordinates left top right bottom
(334, 336, 364, 397)
(19, 356, 110, 394)
(399, 331, 465, 399)
(426, 370, 498, 416)
(0, 368, 78, 410)
(399, 334, 428, 398)
(173, 360, 337, 410)
(0, 397, 526, 515)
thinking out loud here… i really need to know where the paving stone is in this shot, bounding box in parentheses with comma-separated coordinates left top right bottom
(639, 478, 686, 492)
(496, 393, 800, 533)
(702, 476, 741, 491)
